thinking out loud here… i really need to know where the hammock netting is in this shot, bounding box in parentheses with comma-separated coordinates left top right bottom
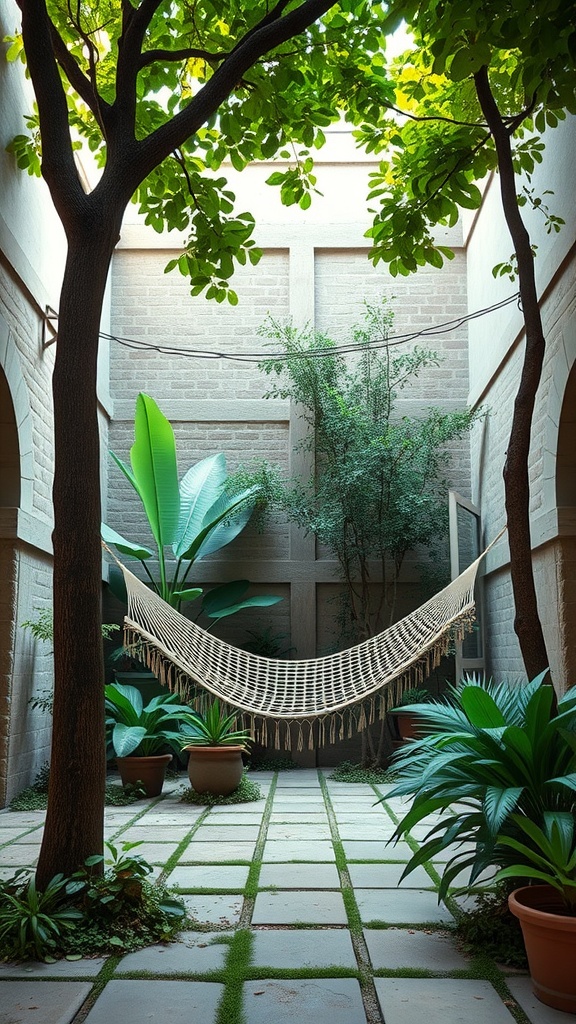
(113, 543, 490, 751)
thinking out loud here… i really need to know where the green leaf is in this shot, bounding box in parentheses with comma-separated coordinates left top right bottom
(101, 523, 154, 561)
(460, 687, 507, 728)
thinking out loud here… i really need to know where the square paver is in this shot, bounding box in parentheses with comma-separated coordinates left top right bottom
(506, 976, 571, 1024)
(342, 840, 412, 861)
(266, 823, 332, 840)
(177, 842, 256, 862)
(269, 812, 328, 824)
(0, 845, 40, 867)
(374, 978, 517, 1024)
(119, 842, 180, 863)
(251, 929, 357, 969)
(191, 824, 261, 842)
(243, 979, 364, 1023)
(258, 862, 340, 889)
(180, 893, 243, 926)
(82, 980, 223, 1023)
(262, 840, 335, 862)
(0, 980, 92, 1023)
(252, 889, 347, 925)
(364, 928, 470, 971)
(338, 824, 397, 841)
(167, 864, 250, 889)
(0, 959, 105, 978)
(355, 888, 454, 925)
(114, 932, 230, 974)
(348, 862, 433, 888)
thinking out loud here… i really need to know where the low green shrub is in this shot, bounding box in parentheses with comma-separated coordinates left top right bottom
(180, 774, 262, 806)
(329, 760, 392, 784)
(0, 842, 186, 962)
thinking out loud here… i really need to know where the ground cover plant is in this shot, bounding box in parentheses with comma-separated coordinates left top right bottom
(0, 842, 186, 961)
(10, 765, 145, 811)
(180, 774, 262, 807)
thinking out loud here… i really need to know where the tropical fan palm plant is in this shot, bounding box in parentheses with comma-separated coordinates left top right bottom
(386, 673, 576, 899)
(102, 393, 281, 619)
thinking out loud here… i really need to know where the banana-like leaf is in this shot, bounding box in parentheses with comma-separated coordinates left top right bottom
(174, 454, 228, 558)
(130, 393, 180, 560)
(205, 594, 283, 621)
(101, 522, 154, 561)
(109, 450, 143, 503)
(176, 486, 259, 562)
(172, 587, 203, 604)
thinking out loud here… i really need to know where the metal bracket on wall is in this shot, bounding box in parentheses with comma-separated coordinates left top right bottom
(42, 305, 58, 349)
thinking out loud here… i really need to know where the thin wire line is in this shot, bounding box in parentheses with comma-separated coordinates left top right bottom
(77, 291, 521, 363)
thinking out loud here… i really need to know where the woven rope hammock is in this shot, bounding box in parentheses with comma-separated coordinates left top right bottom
(110, 533, 501, 750)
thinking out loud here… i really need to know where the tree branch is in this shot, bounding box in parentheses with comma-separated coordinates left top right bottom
(47, 22, 111, 136)
(138, 46, 228, 70)
(129, 0, 336, 189)
(17, 0, 87, 225)
(474, 64, 549, 681)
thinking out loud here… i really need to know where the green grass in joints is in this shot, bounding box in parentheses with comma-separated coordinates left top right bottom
(214, 929, 253, 1024)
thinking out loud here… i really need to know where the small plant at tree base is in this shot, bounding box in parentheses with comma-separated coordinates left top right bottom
(248, 755, 298, 772)
(180, 774, 261, 806)
(0, 871, 83, 961)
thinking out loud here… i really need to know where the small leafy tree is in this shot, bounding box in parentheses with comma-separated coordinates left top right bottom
(250, 301, 480, 644)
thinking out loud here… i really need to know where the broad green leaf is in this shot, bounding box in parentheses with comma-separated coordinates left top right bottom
(101, 523, 153, 561)
(174, 453, 228, 558)
(130, 394, 180, 572)
(460, 686, 507, 728)
(111, 723, 147, 757)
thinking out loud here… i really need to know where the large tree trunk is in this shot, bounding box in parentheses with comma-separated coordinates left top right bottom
(36, 223, 118, 887)
(474, 67, 549, 682)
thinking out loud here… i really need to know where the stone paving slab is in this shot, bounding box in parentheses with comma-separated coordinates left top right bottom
(269, 812, 328, 823)
(201, 813, 264, 825)
(208, 802, 268, 815)
(266, 823, 332, 840)
(355, 888, 454, 925)
(180, 893, 243, 926)
(0, 845, 40, 866)
(262, 840, 335, 862)
(342, 840, 412, 861)
(258, 862, 340, 889)
(118, 841, 181, 862)
(167, 864, 250, 889)
(251, 929, 357, 969)
(374, 978, 516, 1024)
(348, 862, 433, 888)
(252, 889, 348, 925)
(243, 978, 366, 1024)
(112, 825, 193, 841)
(0, 828, 38, 841)
(0, 980, 92, 1024)
(190, 824, 261, 841)
(364, 928, 470, 971)
(82, 979, 224, 1023)
(114, 932, 230, 975)
(338, 824, 397, 841)
(177, 841, 256, 862)
(0, 959, 105, 978)
(506, 977, 569, 1024)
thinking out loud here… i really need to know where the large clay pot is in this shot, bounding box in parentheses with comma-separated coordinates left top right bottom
(388, 708, 424, 741)
(116, 753, 172, 797)
(184, 745, 245, 796)
(508, 885, 576, 1013)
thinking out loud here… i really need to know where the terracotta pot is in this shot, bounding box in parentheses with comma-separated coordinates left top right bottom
(116, 753, 172, 797)
(388, 708, 424, 741)
(508, 884, 576, 1013)
(184, 745, 245, 796)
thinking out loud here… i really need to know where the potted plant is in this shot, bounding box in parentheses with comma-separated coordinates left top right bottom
(102, 393, 282, 621)
(388, 687, 433, 741)
(498, 813, 576, 1013)
(180, 699, 252, 796)
(384, 674, 576, 1011)
(105, 682, 191, 797)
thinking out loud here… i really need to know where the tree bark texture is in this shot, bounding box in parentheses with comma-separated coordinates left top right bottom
(474, 66, 549, 683)
(35, 222, 119, 887)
